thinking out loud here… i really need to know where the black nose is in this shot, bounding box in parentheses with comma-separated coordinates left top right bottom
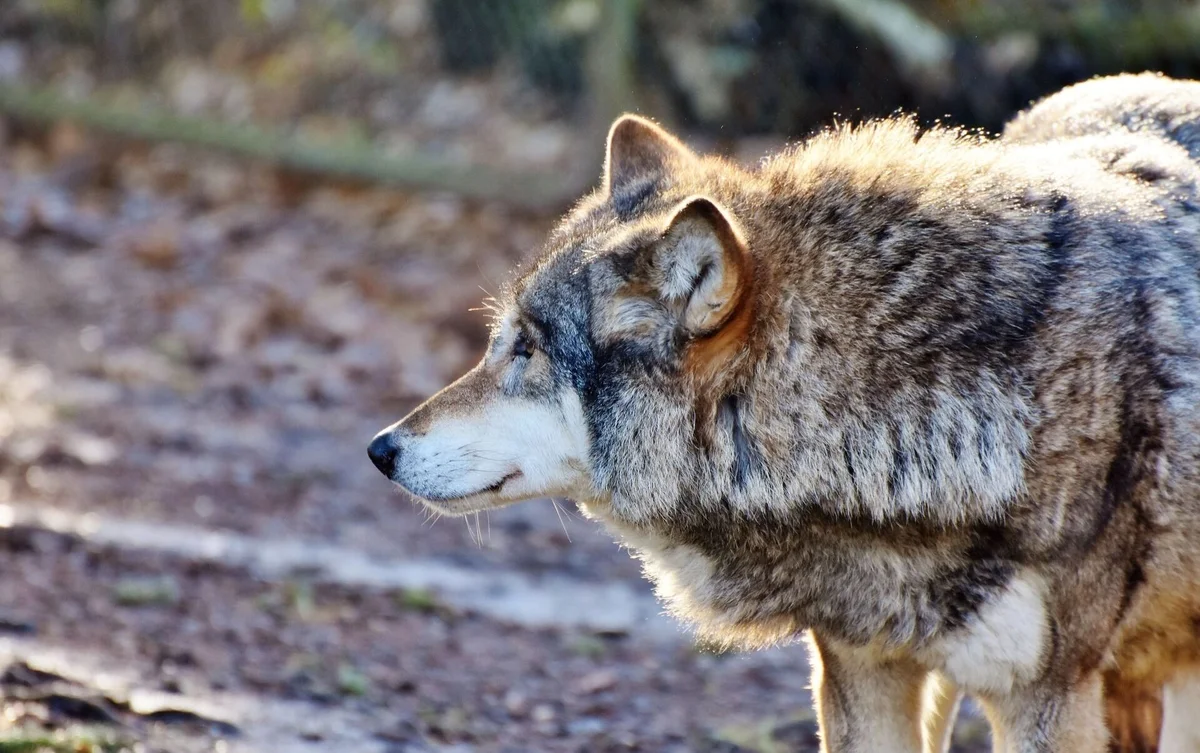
(368, 432, 399, 476)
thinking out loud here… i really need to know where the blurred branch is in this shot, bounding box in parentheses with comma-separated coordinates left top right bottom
(811, 0, 952, 80)
(0, 84, 578, 211)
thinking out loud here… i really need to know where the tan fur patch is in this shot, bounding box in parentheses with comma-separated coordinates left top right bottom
(1105, 673, 1163, 753)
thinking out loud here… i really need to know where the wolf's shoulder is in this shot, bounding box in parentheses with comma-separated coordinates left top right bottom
(1003, 73, 1200, 161)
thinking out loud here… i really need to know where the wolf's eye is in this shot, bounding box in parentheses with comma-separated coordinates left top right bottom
(513, 333, 535, 360)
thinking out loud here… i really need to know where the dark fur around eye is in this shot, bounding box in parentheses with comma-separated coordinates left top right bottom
(513, 333, 535, 359)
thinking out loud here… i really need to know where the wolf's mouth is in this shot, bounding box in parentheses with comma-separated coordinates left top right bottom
(420, 470, 523, 504)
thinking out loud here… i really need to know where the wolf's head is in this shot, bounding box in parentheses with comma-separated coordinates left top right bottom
(368, 115, 764, 520)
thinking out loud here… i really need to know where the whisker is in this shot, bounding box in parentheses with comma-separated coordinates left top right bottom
(551, 499, 572, 543)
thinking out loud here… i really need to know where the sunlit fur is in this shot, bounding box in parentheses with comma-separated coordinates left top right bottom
(372, 74, 1200, 752)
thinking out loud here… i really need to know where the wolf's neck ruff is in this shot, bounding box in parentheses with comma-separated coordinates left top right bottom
(589, 368, 1032, 527)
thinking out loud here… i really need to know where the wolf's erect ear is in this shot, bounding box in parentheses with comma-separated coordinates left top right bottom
(604, 115, 695, 202)
(655, 196, 752, 338)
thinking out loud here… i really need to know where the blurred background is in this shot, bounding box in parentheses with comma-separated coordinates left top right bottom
(0, 1, 1196, 751)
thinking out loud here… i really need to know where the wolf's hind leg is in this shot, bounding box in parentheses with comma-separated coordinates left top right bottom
(921, 673, 962, 753)
(808, 632, 925, 753)
(1161, 670, 1200, 753)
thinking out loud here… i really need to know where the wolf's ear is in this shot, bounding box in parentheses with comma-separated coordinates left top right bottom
(655, 196, 752, 338)
(604, 115, 695, 204)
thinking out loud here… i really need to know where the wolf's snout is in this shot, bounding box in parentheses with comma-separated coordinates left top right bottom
(367, 431, 400, 477)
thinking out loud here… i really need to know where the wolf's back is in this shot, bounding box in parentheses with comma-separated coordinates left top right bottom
(1004, 73, 1200, 162)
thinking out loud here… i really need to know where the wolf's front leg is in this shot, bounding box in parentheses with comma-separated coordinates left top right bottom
(980, 673, 1108, 753)
(922, 673, 963, 753)
(808, 632, 926, 753)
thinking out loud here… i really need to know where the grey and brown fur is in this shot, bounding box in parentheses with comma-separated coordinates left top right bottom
(368, 73, 1200, 752)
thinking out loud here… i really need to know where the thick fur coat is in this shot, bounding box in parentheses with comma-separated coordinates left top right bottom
(369, 74, 1200, 752)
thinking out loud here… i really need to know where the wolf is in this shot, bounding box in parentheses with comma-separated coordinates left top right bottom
(368, 73, 1200, 752)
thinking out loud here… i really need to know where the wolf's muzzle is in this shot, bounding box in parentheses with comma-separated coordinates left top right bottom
(367, 431, 400, 477)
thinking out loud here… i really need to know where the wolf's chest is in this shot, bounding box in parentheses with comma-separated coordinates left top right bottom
(609, 516, 1047, 692)
(601, 511, 1005, 644)
(607, 518, 909, 642)
(580, 492, 1053, 694)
